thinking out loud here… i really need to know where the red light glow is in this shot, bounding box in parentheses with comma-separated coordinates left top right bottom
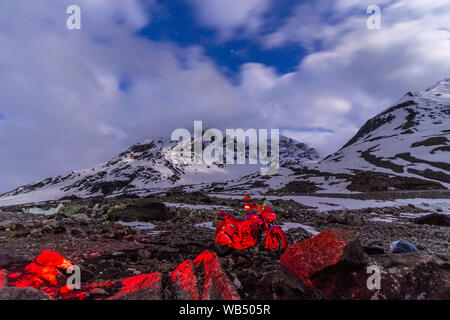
(171, 260, 200, 300)
(109, 273, 161, 300)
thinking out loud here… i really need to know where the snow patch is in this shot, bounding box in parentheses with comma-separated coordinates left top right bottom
(281, 222, 319, 235)
(194, 221, 215, 230)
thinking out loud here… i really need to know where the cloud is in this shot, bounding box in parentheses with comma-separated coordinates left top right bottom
(0, 0, 450, 193)
(282, 126, 358, 157)
(257, 0, 450, 152)
(187, 0, 272, 40)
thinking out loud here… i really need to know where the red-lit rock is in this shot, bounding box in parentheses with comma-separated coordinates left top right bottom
(194, 250, 240, 300)
(61, 274, 163, 300)
(171, 260, 200, 300)
(58, 280, 116, 300)
(35, 250, 72, 270)
(280, 229, 367, 287)
(0, 269, 6, 289)
(109, 273, 162, 300)
(9, 250, 73, 297)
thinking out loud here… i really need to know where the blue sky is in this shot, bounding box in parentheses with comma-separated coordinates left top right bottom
(138, 0, 306, 78)
(0, 0, 450, 192)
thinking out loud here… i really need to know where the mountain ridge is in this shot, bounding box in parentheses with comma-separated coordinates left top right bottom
(0, 135, 318, 204)
(0, 79, 449, 205)
(316, 79, 449, 188)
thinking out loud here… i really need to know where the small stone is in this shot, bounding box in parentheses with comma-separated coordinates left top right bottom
(72, 214, 91, 225)
(29, 228, 42, 238)
(91, 288, 108, 295)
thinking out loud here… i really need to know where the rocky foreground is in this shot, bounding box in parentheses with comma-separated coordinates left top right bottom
(0, 193, 449, 300)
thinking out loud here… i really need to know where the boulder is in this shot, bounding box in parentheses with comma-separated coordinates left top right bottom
(72, 213, 92, 225)
(170, 251, 240, 300)
(108, 200, 173, 222)
(369, 253, 450, 300)
(0, 254, 17, 269)
(193, 250, 240, 300)
(109, 273, 163, 300)
(59, 205, 85, 217)
(327, 212, 346, 224)
(171, 260, 200, 300)
(8, 250, 73, 296)
(327, 212, 364, 226)
(363, 246, 385, 255)
(414, 214, 450, 227)
(0, 287, 51, 300)
(344, 214, 364, 226)
(280, 229, 367, 287)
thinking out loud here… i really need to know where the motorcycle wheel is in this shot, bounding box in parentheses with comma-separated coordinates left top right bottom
(268, 233, 286, 259)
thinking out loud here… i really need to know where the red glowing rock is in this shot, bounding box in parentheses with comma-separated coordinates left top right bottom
(35, 250, 72, 270)
(280, 229, 366, 287)
(194, 250, 240, 300)
(0, 269, 6, 289)
(9, 250, 73, 297)
(109, 273, 162, 300)
(72, 292, 89, 300)
(5, 249, 242, 300)
(86, 280, 115, 289)
(8, 273, 21, 279)
(59, 285, 71, 294)
(171, 260, 200, 300)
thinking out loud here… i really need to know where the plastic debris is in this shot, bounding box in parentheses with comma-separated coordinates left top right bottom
(390, 240, 419, 254)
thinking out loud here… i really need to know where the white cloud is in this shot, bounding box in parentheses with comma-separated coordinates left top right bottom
(187, 0, 272, 39)
(0, 0, 450, 192)
(282, 126, 358, 157)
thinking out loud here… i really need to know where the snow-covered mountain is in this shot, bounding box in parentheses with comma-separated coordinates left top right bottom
(225, 79, 450, 195)
(0, 135, 318, 205)
(316, 79, 450, 188)
(1, 79, 448, 205)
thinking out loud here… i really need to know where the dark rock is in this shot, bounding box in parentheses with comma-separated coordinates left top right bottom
(116, 193, 141, 199)
(327, 213, 346, 224)
(108, 200, 173, 222)
(59, 195, 81, 201)
(345, 214, 364, 226)
(363, 246, 385, 255)
(369, 253, 450, 299)
(0, 254, 17, 268)
(272, 180, 319, 194)
(414, 213, 450, 227)
(0, 287, 51, 300)
(347, 171, 444, 192)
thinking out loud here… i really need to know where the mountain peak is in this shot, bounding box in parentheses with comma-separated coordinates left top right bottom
(319, 79, 449, 188)
(425, 78, 450, 92)
(421, 78, 450, 102)
(0, 134, 318, 204)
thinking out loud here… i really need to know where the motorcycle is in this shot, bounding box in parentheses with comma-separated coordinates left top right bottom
(215, 196, 287, 257)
